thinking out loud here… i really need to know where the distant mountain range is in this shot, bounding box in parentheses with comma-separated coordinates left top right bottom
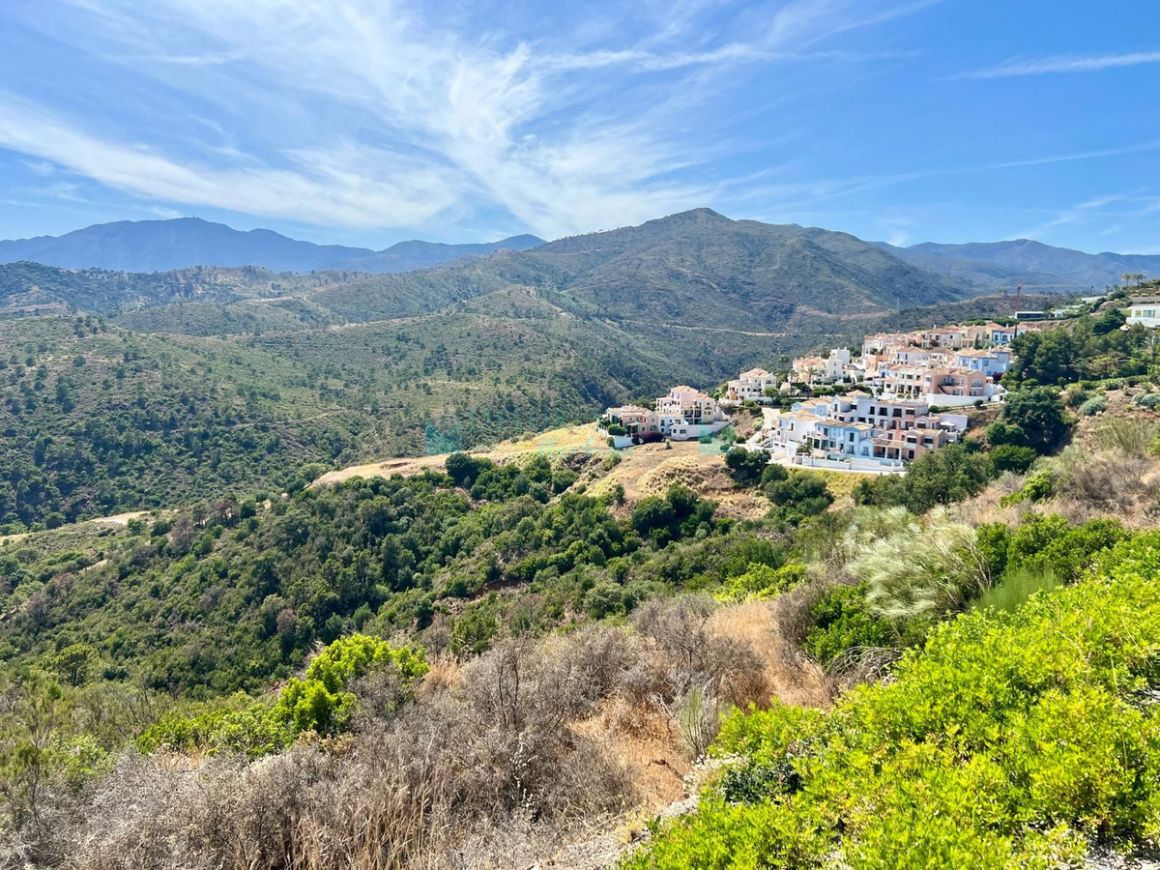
(4, 209, 1159, 328)
(878, 238, 1160, 294)
(0, 217, 543, 274)
(2, 213, 1156, 298)
(0, 210, 960, 329)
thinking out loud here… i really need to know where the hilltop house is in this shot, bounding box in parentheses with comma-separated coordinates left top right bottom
(1126, 296, 1160, 328)
(601, 385, 729, 445)
(882, 364, 998, 405)
(725, 367, 777, 402)
(791, 348, 854, 385)
(758, 391, 965, 468)
(953, 347, 1012, 378)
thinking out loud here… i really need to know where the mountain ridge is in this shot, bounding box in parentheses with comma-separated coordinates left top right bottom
(0, 217, 544, 274)
(879, 237, 1160, 292)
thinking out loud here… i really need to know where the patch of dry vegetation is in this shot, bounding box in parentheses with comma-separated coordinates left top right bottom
(15, 595, 829, 870)
(961, 391, 1160, 528)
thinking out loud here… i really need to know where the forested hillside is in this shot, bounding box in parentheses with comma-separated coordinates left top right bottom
(1, 299, 837, 529)
(1, 209, 1042, 532)
(8, 300, 1160, 866)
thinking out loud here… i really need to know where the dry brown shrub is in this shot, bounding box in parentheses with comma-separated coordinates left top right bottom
(711, 600, 832, 709)
(35, 596, 833, 869)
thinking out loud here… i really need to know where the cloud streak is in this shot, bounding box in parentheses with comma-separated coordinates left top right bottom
(0, 0, 935, 237)
(955, 50, 1160, 79)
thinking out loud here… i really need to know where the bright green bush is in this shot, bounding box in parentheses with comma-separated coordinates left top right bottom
(971, 564, 1059, 614)
(801, 583, 897, 666)
(721, 562, 807, 601)
(141, 634, 427, 754)
(627, 533, 1160, 868)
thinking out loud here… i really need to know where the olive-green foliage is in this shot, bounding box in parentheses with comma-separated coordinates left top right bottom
(0, 317, 363, 529)
(987, 443, 1037, 474)
(852, 444, 994, 514)
(763, 471, 832, 524)
(1001, 468, 1056, 505)
(1078, 395, 1108, 416)
(801, 583, 896, 666)
(629, 532, 1160, 868)
(631, 484, 716, 546)
(1009, 314, 1156, 386)
(977, 514, 1127, 585)
(139, 634, 427, 755)
(1, 467, 734, 698)
(724, 448, 770, 485)
(1001, 387, 1069, 452)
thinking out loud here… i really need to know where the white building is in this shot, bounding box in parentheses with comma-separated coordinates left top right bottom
(756, 391, 965, 467)
(790, 347, 855, 385)
(601, 385, 729, 445)
(1126, 296, 1160, 328)
(726, 367, 777, 402)
(952, 347, 1012, 378)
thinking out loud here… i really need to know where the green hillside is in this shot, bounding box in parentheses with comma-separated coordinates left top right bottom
(0, 301, 845, 529)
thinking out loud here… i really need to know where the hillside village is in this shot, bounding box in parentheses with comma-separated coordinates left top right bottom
(601, 318, 1066, 473)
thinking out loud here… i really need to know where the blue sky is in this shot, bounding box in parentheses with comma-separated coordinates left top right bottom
(0, 1, 1158, 252)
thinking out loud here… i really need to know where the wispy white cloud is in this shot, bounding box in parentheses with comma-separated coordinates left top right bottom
(1017, 194, 1126, 240)
(955, 50, 1160, 80)
(0, 0, 936, 237)
(0, 95, 462, 228)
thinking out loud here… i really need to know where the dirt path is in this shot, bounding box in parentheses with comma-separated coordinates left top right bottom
(0, 510, 155, 548)
(311, 424, 770, 518)
(313, 424, 615, 487)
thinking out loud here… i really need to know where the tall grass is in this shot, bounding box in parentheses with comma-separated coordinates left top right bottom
(1095, 416, 1160, 457)
(972, 565, 1059, 614)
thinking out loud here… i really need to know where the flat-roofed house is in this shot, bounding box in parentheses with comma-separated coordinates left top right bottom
(726, 367, 777, 401)
(1126, 296, 1160, 328)
(953, 347, 1012, 378)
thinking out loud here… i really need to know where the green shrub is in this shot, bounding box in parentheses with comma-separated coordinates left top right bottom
(724, 447, 770, 485)
(1077, 396, 1107, 416)
(971, 564, 1059, 614)
(802, 583, 896, 666)
(142, 635, 428, 754)
(765, 471, 832, 523)
(988, 444, 1037, 475)
(1001, 469, 1055, 505)
(630, 533, 1160, 868)
(853, 444, 993, 514)
(721, 562, 808, 601)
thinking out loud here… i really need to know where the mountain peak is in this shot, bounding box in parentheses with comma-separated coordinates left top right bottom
(659, 207, 731, 223)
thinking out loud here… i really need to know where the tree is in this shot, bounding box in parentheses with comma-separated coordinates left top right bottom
(1003, 387, 1068, 452)
(1093, 308, 1126, 335)
(988, 444, 1038, 475)
(446, 452, 483, 488)
(854, 444, 993, 514)
(724, 447, 769, 485)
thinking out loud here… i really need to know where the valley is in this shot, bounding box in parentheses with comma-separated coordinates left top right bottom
(3, 209, 1160, 868)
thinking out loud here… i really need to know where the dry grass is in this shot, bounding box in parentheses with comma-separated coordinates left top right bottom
(958, 396, 1160, 529)
(708, 600, 832, 709)
(312, 424, 613, 487)
(25, 595, 836, 870)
